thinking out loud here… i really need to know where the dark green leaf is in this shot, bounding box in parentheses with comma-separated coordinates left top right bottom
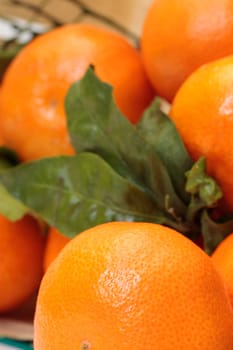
(65, 67, 186, 219)
(136, 98, 193, 203)
(0, 153, 174, 237)
(201, 210, 233, 255)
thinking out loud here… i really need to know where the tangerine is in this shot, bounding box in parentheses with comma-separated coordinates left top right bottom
(34, 222, 233, 350)
(43, 227, 69, 272)
(170, 55, 233, 212)
(0, 23, 154, 161)
(141, 0, 233, 102)
(0, 134, 4, 146)
(212, 233, 233, 309)
(0, 214, 45, 313)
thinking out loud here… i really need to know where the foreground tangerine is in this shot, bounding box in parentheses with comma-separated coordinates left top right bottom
(34, 222, 233, 350)
(0, 23, 154, 161)
(0, 214, 45, 312)
(170, 55, 233, 213)
(212, 233, 233, 309)
(141, 0, 233, 102)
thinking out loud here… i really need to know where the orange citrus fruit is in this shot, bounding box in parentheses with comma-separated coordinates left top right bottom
(0, 134, 5, 146)
(212, 233, 233, 308)
(43, 227, 69, 272)
(34, 222, 233, 350)
(0, 214, 45, 312)
(0, 23, 154, 161)
(170, 55, 233, 213)
(141, 0, 233, 102)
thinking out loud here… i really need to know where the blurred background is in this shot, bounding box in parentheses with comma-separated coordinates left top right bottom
(0, 0, 152, 45)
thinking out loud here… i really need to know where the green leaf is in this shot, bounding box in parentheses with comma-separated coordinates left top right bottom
(65, 67, 186, 219)
(0, 66, 229, 252)
(201, 210, 233, 255)
(0, 153, 174, 238)
(0, 184, 28, 221)
(136, 98, 193, 203)
(0, 146, 26, 220)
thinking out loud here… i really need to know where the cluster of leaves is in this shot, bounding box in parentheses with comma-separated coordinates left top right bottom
(0, 67, 233, 254)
